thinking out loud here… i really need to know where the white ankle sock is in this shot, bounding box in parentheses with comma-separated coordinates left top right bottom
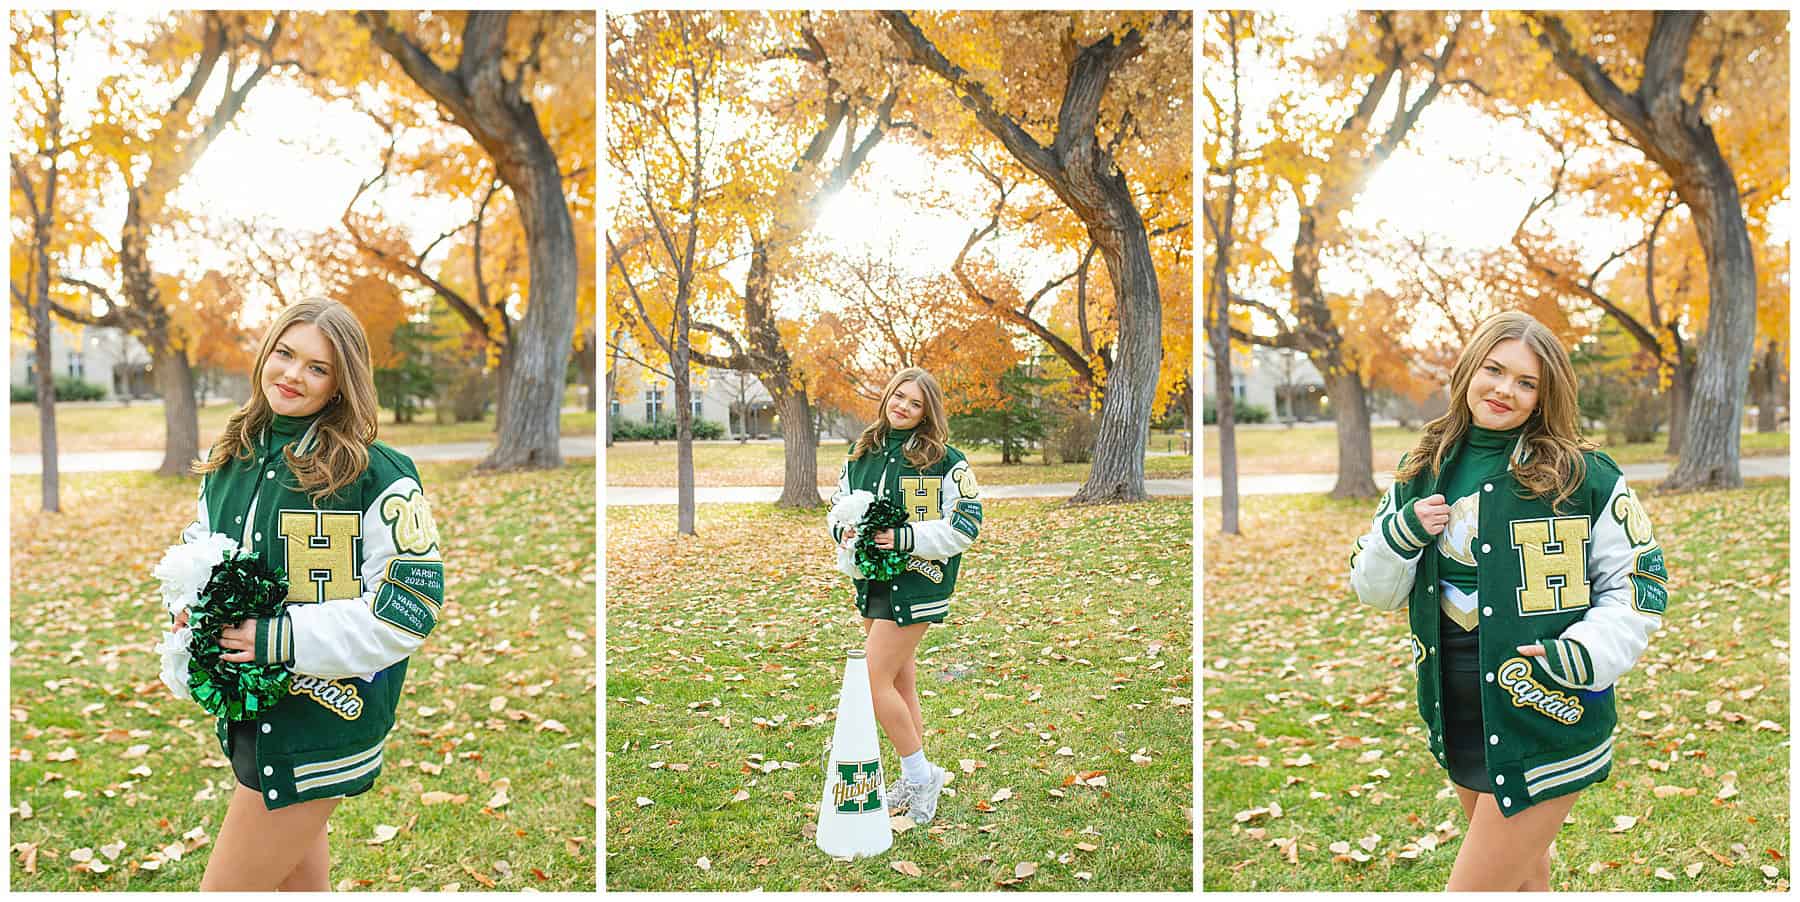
(901, 749, 930, 783)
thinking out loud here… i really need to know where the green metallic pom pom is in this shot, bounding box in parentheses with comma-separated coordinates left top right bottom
(186, 551, 292, 722)
(855, 497, 911, 581)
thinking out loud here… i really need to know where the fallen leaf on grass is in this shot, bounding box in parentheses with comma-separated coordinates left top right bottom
(890, 815, 916, 834)
(367, 824, 400, 846)
(990, 788, 1013, 804)
(697, 856, 711, 872)
(1609, 815, 1637, 833)
(421, 791, 468, 805)
(891, 860, 922, 877)
(1015, 861, 1037, 879)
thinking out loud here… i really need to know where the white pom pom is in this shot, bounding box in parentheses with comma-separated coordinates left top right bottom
(827, 490, 875, 531)
(157, 627, 193, 698)
(152, 532, 239, 614)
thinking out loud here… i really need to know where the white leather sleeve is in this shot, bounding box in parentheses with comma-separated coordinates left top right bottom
(900, 458, 981, 562)
(1349, 484, 1426, 612)
(180, 477, 211, 543)
(288, 474, 444, 680)
(829, 458, 850, 545)
(1543, 477, 1666, 691)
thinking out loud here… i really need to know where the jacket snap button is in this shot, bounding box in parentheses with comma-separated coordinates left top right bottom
(1482, 606, 1492, 616)
(235, 516, 243, 524)
(1481, 543, 1491, 554)
(1483, 483, 1493, 492)
(263, 765, 273, 776)
(1501, 796, 1511, 808)
(1427, 585, 1435, 594)
(254, 532, 262, 542)
(261, 723, 272, 734)
(265, 470, 275, 479)
(1489, 734, 1499, 745)
(268, 789, 278, 800)
(1428, 646, 1436, 655)
(1486, 672, 1495, 682)
(1495, 774, 1505, 785)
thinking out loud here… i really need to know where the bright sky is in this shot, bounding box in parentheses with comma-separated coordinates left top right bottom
(49, 13, 471, 326)
(1228, 11, 1789, 333)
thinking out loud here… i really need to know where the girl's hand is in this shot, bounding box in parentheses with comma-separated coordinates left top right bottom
(1412, 494, 1451, 536)
(218, 620, 257, 663)
(873, 529, 894, 550)
(173, 608, 189, 630)
(841, 527, 858, 548)
(1516, 644, 1545, 657)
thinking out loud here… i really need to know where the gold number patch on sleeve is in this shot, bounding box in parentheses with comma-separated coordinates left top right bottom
(279, 510, 363, 604)
(897, 476, 943, 523)
(381, 490, 441, 555)
(1510, 516, 1592, 615)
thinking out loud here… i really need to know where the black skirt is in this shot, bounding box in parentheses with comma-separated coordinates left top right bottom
(228, 719, 261, 791)
(1439, 617, 1494, 793)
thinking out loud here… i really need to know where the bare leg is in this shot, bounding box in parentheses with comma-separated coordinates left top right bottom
(1446, 791, 1579, 891)
(276, 824, 330, 891)
(864, 620, 929, 757)
(1452, 784, 1550, 890)
(200, 785, 339, 891)
(894, 654, 924, 743)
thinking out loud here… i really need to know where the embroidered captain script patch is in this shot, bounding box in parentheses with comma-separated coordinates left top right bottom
(373, 559, 443, 638)
(290, 675, 365, 720)
(904, 557, 945, 584)
(1497, 656, 1583, 724)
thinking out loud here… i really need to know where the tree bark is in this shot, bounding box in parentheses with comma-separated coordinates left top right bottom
(1665, 353, 1694, 456)
(579, 331, 598, 413)
(1527, 12, 1755, 490)
(32, 297, 60, 514)
(152, 345, 201, 477)
(881, 11, 1175, 505)
(775, 387, 821, 508)
(1207, 10, 1244, 534)
(1326, 369, 1377, 499)
(361, 11, 578, 471)
(1755, 341, 1782, 432)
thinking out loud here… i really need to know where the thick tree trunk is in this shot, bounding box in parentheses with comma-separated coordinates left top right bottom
(361, 11, 577, 471)
(1210, 336, 1239, 535)
(1755, 340, 1781, 432)
(153, 346, 200, 477)
(33, 310, 60, 513)
(1326, 370, 1377, 498)
(579, 332, 598, 413)
(1072, 216, 1157, 504)
(673, 355, 695, 537)
(775, 387, 821, 507)
(1664, 356, 1694, 456)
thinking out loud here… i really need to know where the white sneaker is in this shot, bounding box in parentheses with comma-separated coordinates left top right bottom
(907, 764, 950, 825)
(885, 775, 913, 815)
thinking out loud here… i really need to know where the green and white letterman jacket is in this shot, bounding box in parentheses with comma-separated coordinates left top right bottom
(828, 428, 983, 626)
(179, 412, 445, 810)
(1349, 439, 1667, 816)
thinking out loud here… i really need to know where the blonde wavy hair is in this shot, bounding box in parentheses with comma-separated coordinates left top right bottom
(195, 298, 381, 504)
(1396, 310, 1595, 512)
(851, 367, 949, 469)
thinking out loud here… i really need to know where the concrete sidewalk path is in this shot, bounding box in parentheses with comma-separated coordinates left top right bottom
(12, 437, 598, 474)
(1202, 455, 1789, 498)
(606, 479, 1194, 506)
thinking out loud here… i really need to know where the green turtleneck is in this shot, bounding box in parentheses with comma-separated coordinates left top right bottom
(1434, 424, 1522, 631)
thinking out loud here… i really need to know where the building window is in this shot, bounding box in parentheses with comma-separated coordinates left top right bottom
(24, 352, 35, 383)
(609, 398, 620, 419)
(693, 396, 704, 419)
(1233, 374, 1247, 404)
(645, 385, 664, 423)
(67, 351, 83, 380)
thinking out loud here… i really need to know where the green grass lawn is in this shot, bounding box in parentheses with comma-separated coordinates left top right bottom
(605, 498, 1193, 890)
(605, 435, 1194, 487)
(11, 402, 597, 455)
(1202, 425, 1788, 477)
(9, 462, 597, 891)
(1201, 481, 1789, 891)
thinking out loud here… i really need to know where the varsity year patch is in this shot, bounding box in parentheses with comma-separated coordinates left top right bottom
(1630, 546, 1669, 614)
(372, 560, 442, 638)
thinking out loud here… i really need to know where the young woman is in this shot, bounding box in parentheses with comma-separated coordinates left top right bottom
(1349, 311, 1668, 891)
(173, 298, 445, 890)
(828, 367, 983, 825)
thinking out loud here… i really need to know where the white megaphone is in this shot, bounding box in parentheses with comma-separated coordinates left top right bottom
(816, 649, 892, 859)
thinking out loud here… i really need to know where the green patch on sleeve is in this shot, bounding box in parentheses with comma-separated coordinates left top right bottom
(373, 560, 443, 637)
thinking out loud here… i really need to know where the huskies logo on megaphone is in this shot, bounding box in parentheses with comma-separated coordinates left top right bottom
(832, 760, 883, 812)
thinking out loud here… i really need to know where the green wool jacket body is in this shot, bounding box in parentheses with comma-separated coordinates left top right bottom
(180, 412, 445, 810)
(1349, 436, 1667, 816)
(828, 428, 983, 626)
